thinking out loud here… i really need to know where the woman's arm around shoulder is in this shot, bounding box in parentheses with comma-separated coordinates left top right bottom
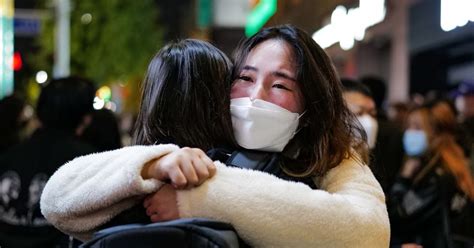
(40, 144, 179, 240)
(176, 156, 390, 247)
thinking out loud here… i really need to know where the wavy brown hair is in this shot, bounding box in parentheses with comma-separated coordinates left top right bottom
(410, 102, 474, 200)
(232, 25, 368, 176)
(430, 101, 474, 200)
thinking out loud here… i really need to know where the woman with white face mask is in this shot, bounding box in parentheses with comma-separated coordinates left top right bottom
(389, 102, 474, 248)
(41, 26, 389, 247)
(341, 78, 405, 195)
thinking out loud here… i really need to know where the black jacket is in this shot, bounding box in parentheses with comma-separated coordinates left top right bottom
(0, 128, 96, 248)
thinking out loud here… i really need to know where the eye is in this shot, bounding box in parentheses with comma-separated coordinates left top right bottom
(272, 83, 291, 91)
(236, 75, 252, 82)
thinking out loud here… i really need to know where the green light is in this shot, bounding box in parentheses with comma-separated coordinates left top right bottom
(0, 0, 14, 99)
(245, 0, 277, 37)
(197, 0, 211, 29)
(97, 86, 112, 101)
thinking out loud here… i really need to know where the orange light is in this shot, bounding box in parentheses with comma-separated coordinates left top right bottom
(249, 0, 260, 8)
(13, 52, 23, 71)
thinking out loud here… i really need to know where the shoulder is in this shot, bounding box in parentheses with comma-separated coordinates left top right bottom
(315, 153, 383, 192)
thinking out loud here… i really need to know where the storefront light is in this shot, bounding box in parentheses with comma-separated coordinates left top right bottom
(312, 0, 386, 50)
(440, 0, 474, 32)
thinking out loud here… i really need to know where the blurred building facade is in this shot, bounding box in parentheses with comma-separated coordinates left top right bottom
(6, 0, 474, 108)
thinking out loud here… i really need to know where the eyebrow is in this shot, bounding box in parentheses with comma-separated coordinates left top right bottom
(242, 65, 297, 82)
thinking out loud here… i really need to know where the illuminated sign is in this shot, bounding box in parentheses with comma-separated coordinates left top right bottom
(0, 0, 14, 99)
(245, 0, 278, 37)
(312, 0, 386, 50)
(440, 0, 474, 32)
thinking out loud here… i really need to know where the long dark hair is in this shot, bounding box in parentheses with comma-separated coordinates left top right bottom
(133, 39, 236, 151)
(232, 25, 367, 176)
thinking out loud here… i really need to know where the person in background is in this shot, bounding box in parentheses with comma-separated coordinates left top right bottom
(389, 100, 474, 248)
(360, 75, 388, 120)
(81, 109, 122, 152)
(453, 81, 474, 159)
(0, 77, 97, 248)
(341, 78, 404, 195)
(388, 102, 410, 131)
(0, 94, 27, 153)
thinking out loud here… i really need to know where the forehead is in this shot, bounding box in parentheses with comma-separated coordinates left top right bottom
(245, 39, 296, 68)
(343, 91, 375, 108)
(407, 110, 426, 125)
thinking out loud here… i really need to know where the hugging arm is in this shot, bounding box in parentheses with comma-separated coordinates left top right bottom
(40, 144, 180, 240)
(175, 158, 390, 248)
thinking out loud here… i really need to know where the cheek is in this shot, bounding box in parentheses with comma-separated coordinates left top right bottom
(230, 83, 250, 99)
(274, 93, 304, 113)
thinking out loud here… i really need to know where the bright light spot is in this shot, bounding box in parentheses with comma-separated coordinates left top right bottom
(81, 13, 92, 24)
(36, 71, 48, 84)
(93, 96, 105, 110)
(331, 6, 347, 25)
(441, 0, 474, 32)
(340, 38, 354, 50)
(348, 8, 365, 41)
(97, 86, 112, 101)
(312, 0, 386, 50)
(313, 25, 338, 48)
(23, 105, 34, 119)
(105, 101, 117, 112)
(469, 1, 474, 22)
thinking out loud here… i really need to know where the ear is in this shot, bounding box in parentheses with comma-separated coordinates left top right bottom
(75, 114, 93, 137)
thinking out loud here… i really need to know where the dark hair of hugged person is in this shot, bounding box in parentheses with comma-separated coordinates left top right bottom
(133, 39, 237, 151)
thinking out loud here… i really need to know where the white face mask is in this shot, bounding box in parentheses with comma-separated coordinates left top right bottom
(357, 114, 379, 149)
(230, 97, 303, 152)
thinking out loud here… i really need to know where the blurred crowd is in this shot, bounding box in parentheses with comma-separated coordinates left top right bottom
(0, 74, 473, 247)
(0, 77, 126, 247)
(341, 77, 474, 248)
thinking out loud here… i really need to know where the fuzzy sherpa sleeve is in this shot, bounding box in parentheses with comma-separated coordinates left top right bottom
(40, 144, 179, 241)
(176, 158, 390, 248)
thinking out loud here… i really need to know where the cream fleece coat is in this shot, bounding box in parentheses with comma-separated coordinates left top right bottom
(40, 144, 390, 247)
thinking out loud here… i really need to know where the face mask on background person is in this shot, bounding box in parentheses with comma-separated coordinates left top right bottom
(403, 129, 428, 157)
(230, 97, 304, 152)
(357, 114, 378, 149)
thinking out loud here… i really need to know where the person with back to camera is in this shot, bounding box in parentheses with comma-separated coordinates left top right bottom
(81, 109, 123, 152)
(0, 77, 97, 248)
(0, 94, 27, 154)
(41, 26, 389, 247)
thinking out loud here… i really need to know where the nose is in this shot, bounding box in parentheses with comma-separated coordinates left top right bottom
(249, 84, 267, 101)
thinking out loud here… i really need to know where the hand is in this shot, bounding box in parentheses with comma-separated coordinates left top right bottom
(144, 184, 179, 222)
(142, 147, 216, 189)
(400, 158, 421, 178)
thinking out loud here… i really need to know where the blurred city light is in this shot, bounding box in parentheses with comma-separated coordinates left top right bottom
(105, 101, 117, 112)
(53, 0, 71, 78)
(35, 71, 48, 84)
(245, 0, 277, 37)
(81, 13, 92, 25)
(312, 0, 386, 50)
(97, 86, 112, 101)
(440, 0, 474, 32)
(0, 0, 14, 99)
(12, 51, 22, 71)
(93, 96, 105, 110)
